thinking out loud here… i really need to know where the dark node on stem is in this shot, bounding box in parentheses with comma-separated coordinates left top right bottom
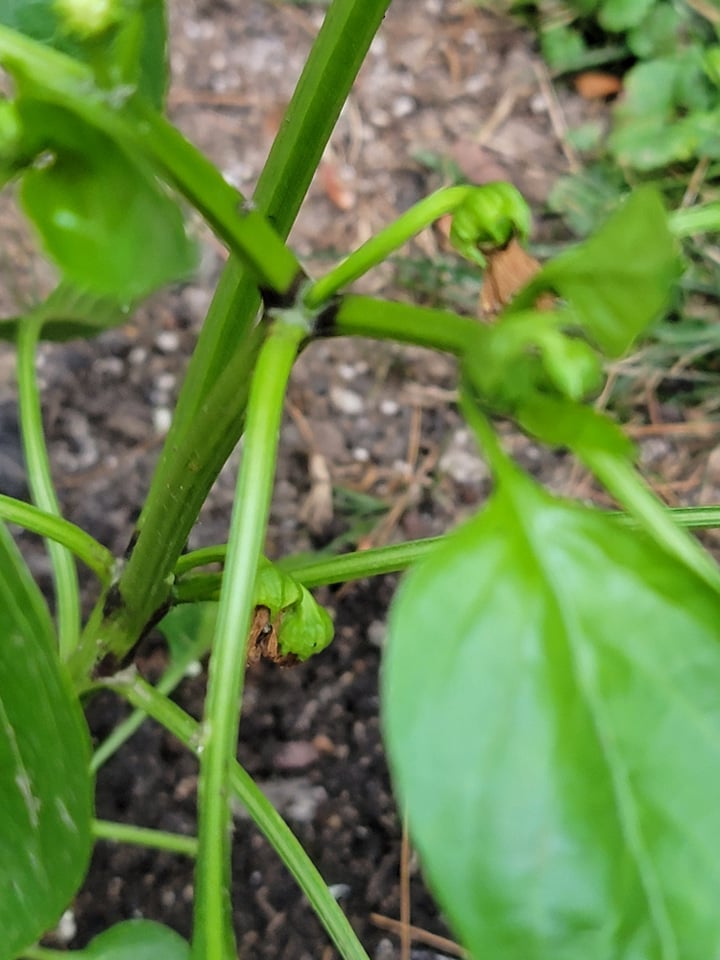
(311, 297, 341, 338)
(260, 268, 307, 311)
(101, 582, 124, 620)
(139, 598, 174, 644)
(123, 527, 140, 561)
(94, 598, 174, 680)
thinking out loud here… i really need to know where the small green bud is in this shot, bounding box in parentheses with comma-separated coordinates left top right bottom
(54, 0, 121, 38)
(277, 587, 334, 661)
(450, 183, 532, 267)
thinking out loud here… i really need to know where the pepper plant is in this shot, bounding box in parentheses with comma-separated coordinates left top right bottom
(2, 1, 720, 959)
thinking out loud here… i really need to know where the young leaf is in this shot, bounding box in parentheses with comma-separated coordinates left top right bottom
(0, 522, 93, 960)
(277, 584, 334, 661)
(255, 555, 302, 616)
(0, 0, 167, 108)
(383, 467, 720, 960)
(81, 919, 190, 960)
(516, 188, 681, 357)
(18, 102, 195, 299)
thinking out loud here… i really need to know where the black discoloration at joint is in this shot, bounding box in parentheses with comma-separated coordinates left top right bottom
(312, 297, 341, 338)
(260, 269, 307, 311)
(138, 599, 173, 644)
(94, 652, 124, 679)
(123, 528, 140, 561)
(101, 582, 124, 620)
(94, 598, 174, 680)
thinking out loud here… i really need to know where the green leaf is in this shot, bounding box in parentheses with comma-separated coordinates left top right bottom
(0, 282, 134, 343)
(18, 102, 195, 298)
(627, 5, 683, 59)
(517, 394, 635, 461)
(609, 54, 720, 169)
(0, 521, 93, 959)
(598, 0, 654, 32)
(540, 24, 588, 72)
(383, 467, 720, 960)
(518, 188, 680, 356)
(0, 0, 58, 43)
(255, 555, 302, 616)
(82, 920, 190, 960)
(0, 0, 167, 107)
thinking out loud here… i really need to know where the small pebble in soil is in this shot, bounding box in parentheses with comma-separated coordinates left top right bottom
(273, 740, 319, 771)
(155, 330, 180, 354)
(391, 94, 416, 118)
(353, 446, 370, 462)
(330, 385, 364, 416)
(367, 619, 386, 648)
(153, 407, 173, 435)
(155, 371, 177, 394)
(328, 883, 351, 900)
(54, 910, 77, 944)
(128, 346, 147, 366)
(380, 399, 399, 416)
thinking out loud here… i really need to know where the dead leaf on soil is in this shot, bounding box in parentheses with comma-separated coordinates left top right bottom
(573, 71, 622, 100)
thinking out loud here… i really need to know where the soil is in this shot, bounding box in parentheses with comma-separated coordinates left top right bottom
(1, 2, 719, 959)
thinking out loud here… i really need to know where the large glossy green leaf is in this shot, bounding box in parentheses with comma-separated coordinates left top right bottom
(0, 522, 93, 959)
(81, 920, 190, 960)
(516, 188, 680, 357)
(383, 466, 720, 960)
(18, 102, 195, 298)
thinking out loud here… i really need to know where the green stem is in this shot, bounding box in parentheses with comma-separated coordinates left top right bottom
(0, 26, 300, 295)
(105, 672, 371, 960)
(0, 493, 114, 583)
(584, 449, 720, 593)
(92, 818, 198, 857)
(128, 100, 301, 293)
(175, 496, 720, 603)
(669, 202, 720, 238)
(70, 0, 393, 683)
(66, 326, 265, 687)
(90, 608, 214, 771)
(174, 501, 720, 584)
(330, 295, 480, 353)
(305, 186, 474, 306)
(193, 319, 305, 960)
(16, 314, 80, 659)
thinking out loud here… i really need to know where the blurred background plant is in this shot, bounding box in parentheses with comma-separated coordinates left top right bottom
(402, 0, 720, 416)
